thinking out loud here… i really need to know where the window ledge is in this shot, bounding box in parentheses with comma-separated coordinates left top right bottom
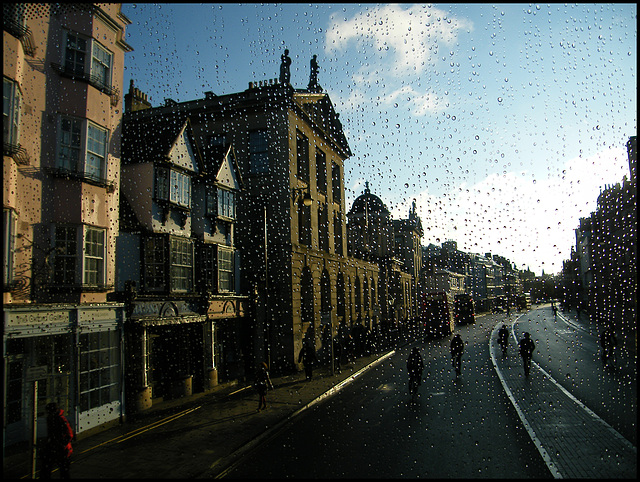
(51, 63, 120, 105)
(45, 167, 116, 192)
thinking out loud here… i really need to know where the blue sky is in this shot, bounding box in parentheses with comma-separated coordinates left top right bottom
(121, 3, 637, 275)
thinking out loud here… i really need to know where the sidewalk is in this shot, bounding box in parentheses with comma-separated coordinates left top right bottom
(557, 307, 637, 360)
(4, 350, 394, 479)
(490, 317, 637, 479)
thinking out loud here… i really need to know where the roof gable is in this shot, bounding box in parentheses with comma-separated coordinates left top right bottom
(215, 146, 243, 191)
(168, 123, 200, 174)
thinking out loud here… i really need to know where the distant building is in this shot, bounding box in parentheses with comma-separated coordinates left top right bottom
(589, 136, 636, 335)
(347, 183, 413, 329)
(3, 4, 132, 445)
(392, 200, 424, 318)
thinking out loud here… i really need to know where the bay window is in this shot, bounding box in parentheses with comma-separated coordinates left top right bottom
(56, 115, 108, 183)
(61, 30, 113, 92)
(156, 167, 191, 208)
(53, 225, 106, 288)
(143, 236, 194, 293)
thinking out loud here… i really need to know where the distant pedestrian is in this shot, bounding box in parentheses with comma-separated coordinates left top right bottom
(600, 326, 617, 368)
(333, 337, 342, 374)
(518, 332, 536, 377)
(497, 324, 509, 357)
(450, 334, 464, 377)
(298, 341, 317, 380)
(254, 362, 274, 411)
(40, 402, 74, 479)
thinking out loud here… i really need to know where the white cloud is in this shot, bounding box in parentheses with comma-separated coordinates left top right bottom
(390, 147, 630, 275)
(384, 85, 449, 115)
(326, 4, 473, 75)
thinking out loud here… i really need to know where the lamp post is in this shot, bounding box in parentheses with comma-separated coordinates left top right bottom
(263, 204, 271, 369)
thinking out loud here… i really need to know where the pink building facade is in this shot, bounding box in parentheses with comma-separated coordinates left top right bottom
(3, 4, 132, 447)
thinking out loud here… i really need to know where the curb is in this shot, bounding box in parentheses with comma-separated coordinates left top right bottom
(201, 350, 396, 479)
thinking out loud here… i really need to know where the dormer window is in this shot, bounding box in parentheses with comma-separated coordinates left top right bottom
(206, 186, 236, 220)
(156, 167, 191, 209)
(217, 188, 236, 220)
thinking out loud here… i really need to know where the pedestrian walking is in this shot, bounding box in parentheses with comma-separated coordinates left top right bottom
(600, 326, 618, 368)
(450, 333, 464, 377)
(40, 402, 74, 479)
(254, 362, 274, 411)
(407, 347, 424, 399)
(333, 336, 342, 374)
(497, 324, 509, 357)
(298, 340, 317, 380)
(518, 332, 536, 377)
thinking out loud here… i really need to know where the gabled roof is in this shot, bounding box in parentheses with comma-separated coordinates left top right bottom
(293, 91, 352, 158)
(209, 145, 244, 192)
(122, 111, 203, 172)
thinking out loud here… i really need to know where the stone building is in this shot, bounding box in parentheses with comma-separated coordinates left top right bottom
(589, 136, 636, 337)
(117, 52, 406, 375)
(3, 4, 132, 445)
(112, 88, 248, 412)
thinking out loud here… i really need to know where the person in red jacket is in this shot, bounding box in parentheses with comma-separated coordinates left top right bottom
(41, 402, 74, 479)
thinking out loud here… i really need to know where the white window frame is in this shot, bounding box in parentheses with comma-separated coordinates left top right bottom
(52, 225, 106, 288)
(156, 167, 191, 208)
(79, 330, 120, 412)
(83, 227, 106, 286)
(91, 41, 113, 89)
(170, 237, 194, 292)
(63, 30, 113, 90)
(217, 188, 236, 220)
(57, 115, 109, 182)
(3, 77, 21, 147)
(218, 246, 235, 293)
(4, 208, 17, 288)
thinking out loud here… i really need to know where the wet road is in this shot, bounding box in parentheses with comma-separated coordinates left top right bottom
(224, 314, 551, 478)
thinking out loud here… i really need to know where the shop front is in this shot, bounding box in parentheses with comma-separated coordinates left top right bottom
(3, 303, 125, 447)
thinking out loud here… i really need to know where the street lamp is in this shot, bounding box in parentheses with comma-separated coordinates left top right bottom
(292, 186, 313, 207)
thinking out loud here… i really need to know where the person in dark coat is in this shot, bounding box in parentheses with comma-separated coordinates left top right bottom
(298, 341, 317, 380)
(518, 332, 536, 377)
(333, 337, 342, 374)
(497, 324, 509, 357)
(254, 362, 274, 411)
(450, 334, 464, 377)
(41, 402, 74, 479)
(406, 346, 425, 394)
(600, 326, 617, 367)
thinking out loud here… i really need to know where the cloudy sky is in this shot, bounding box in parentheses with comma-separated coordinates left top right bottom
(122, 3, 637, 275)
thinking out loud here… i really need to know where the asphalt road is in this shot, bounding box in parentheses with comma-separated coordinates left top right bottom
(513, 307, 637, 446)
(224, 314, 552, 478)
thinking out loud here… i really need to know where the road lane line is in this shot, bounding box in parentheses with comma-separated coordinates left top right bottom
(492, 315, 636, 478)
(489, 318, 562, 479)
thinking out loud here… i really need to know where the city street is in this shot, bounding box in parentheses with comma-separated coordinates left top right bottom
(222, 305, 636, 478)
(513, 307, 637, 447)
(5, 305, 635, 479)
(223, 312, 551, 478)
